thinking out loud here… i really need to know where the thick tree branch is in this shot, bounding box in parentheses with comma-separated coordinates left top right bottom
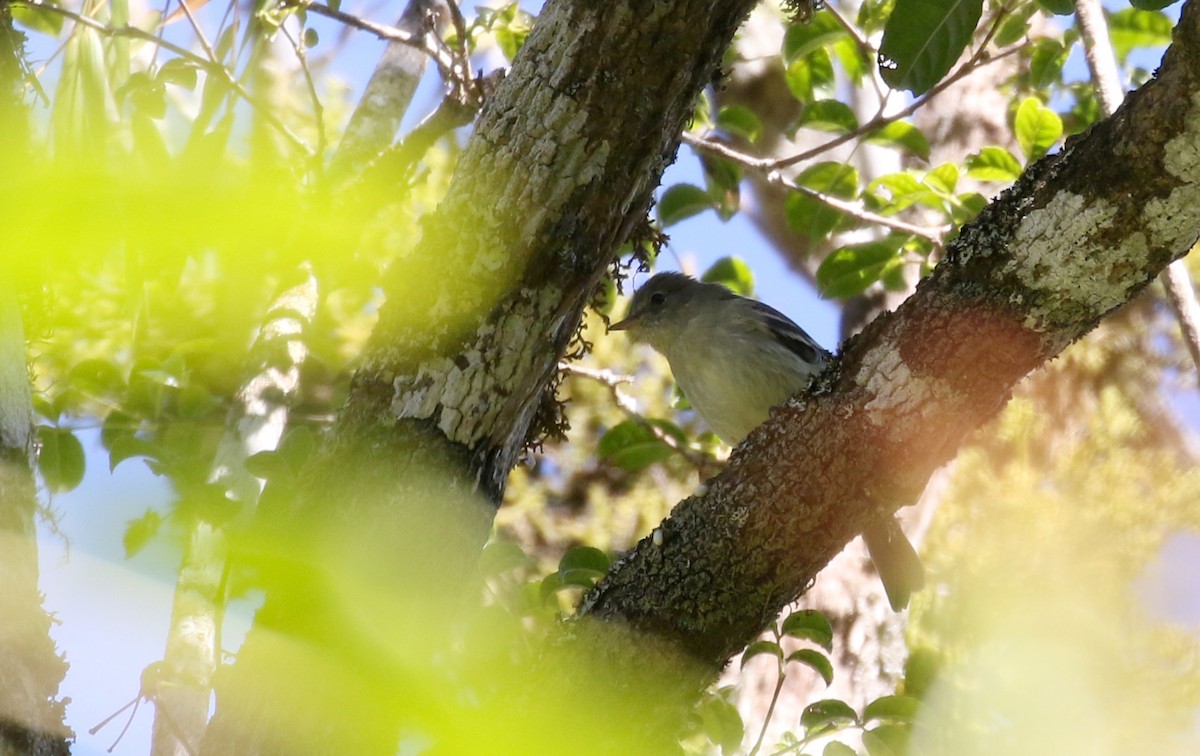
(582, 0, 1200, 670)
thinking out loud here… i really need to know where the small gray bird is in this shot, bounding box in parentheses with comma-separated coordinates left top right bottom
(609, 272, 924, 610)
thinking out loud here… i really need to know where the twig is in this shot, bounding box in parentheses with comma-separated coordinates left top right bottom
(281, 23, 327, 167)
(1074, 0, 1200, 383)
(747, 632, 787, 756)
(13, 0, 313, 157)
(297, 0, 457, 74)
(559, 362, 717, 471)
(768, 43, 1027, 171)
(682, 133, 950, 244)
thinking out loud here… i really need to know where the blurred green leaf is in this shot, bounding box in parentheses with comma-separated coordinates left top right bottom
(781, 609, 834, 650)
(798, 99, 858, 132)
(824, 742, 858, 756)
(107, 436, 158, 472)
(1036, 0, 1074, 15)
(1029, 39, 1068, 89)
(479, 540, 531, 575)
(994, 2, 1038, 46)
(696, 689, 744, 753)
(965, 146, 1023, 181)
(716, 105, 762, 143)
(785, 161, 859, 241)
(863, 723, 910, 756)
(863, 694, 921, 723)
(12, 2, 65, 36)
(878, 0, 983, 94)
(1014, 97, 1063, 161)
(598, 420, 681, 471)
(702, 256, 755, 297)
(1129, 0, 1178, 9)
(37, 426, 86, 492)
(559, 545, 610, 574)
(658, 183, 714, 226)
(924, 162, 959, 194)
(782, 11, 844, 64)
(785, 49, 835, 102)
(158, 59, 199, 90)
(816, 240, 902, 299)
(865, 121, 931, 160)
(1108, 9, 1173, 63)
(123, 509, 163, 558)
(787, 648, 834, 685)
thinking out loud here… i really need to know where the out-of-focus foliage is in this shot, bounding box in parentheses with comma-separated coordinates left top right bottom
(4, 0, 1199, 753)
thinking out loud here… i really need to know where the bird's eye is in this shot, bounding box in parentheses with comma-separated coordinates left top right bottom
(649, 291, 666, 306)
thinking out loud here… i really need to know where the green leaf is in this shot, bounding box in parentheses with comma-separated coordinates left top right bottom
(832, 36, 870, 84)
(864, 694, 921, 723)
(697, 690, 745, 753)
(69, 358, 126, 398)
(1036, 0, 1074, 16)
(1129, 0, 1179, 9)
(479, 540, 531, 575)
(1108, 9, 1173, 63)
(101, 410, 137, 450)
(598, 420, 681, 471)
(107, 435, 158, 472)
(785, 161, 859, 241)
(785, 50, 835, 102)
(702, 256, 755, 297)
(863, 723, 910, 756)
(303, 27, 319, 48)
(123, 509, 163, 558)
(1029, 39, 1067, 89)
(965, 146, 1023, 181)
(1014, 96, 1063, 161)
(12, 2, 65, 36)
(816, 241, 902, 299)
(787, 648, 834, 685)
(657, 183, 714, 226)
(781, 609, 834, 650)
(924, 162, 958, 194)
(741, 640, 784, 667)
(37, 426, 86, 492)
(716, 105, 762, 143)
(798, 99, 859, 132)
(801, 699, 859, 733)
(782, 11, 845, 64)
(994, 1, 1038, 46)
(824, 742, 858, 756)
(244, 450, 289, 480)
(158, 59, 199, 90)
(865, 121, 931, 160)
(878, 0, 984, 94)
(559, 545, 610, 574)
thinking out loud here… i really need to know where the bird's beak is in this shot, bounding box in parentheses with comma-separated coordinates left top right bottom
(608, 314, 637, 331)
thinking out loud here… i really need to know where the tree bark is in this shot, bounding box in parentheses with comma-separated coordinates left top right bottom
(581, 0, 1200, 680)
(201, 1, 759, 752)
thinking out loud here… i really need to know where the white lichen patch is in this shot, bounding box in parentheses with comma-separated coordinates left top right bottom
(857, 342, 962, 431)
(1002, 192, 1132, 329)
(1146, 95, 1200, 251)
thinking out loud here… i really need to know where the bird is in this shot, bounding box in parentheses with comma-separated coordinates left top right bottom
(609, 271, 924, 610)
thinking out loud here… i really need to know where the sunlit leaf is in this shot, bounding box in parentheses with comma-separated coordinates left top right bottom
(702, 256, 755, 297)
(1014, 97, 1063, 161)
(863, 694, 921, 723)
(798, 99, 858, 132)
(598, 420, 681, 471)
(801, 698, 859, 732)
(1108, 9, 1173, 63)
(863, 723, 910, 756)
(865, 121, 931, 160)
(716, 105, 762, 142)
(816, 240, 903, 299)
(785, 161, 859, 241)
(965, 146, 1024, 181)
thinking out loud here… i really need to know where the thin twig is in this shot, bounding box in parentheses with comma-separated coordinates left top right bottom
(768, 43, 1027, 171)
(559, 362, 717, 471)
(747, 634, 787, 756)
(14, 0, 314, 157)
(1075, 0, 1200, 384)
(281, 23, 327, 167)
(298, 0, 457, 74)
(682, 133, 950, 244)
